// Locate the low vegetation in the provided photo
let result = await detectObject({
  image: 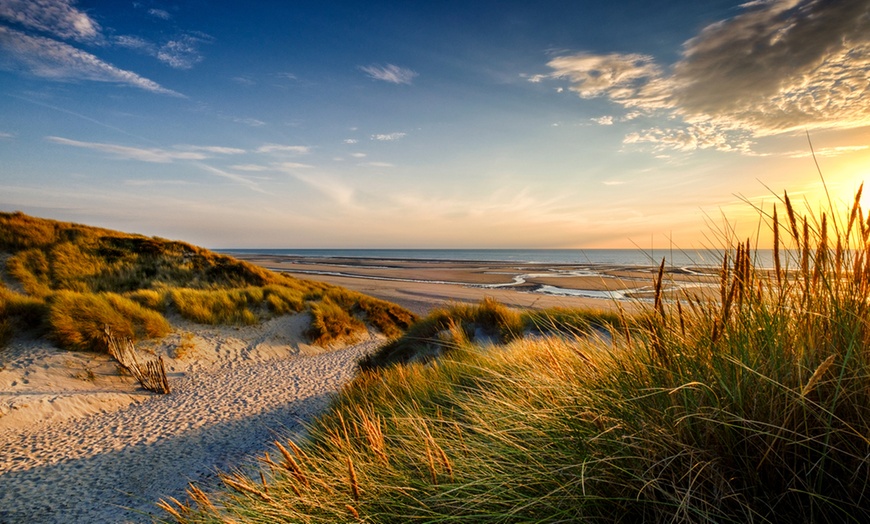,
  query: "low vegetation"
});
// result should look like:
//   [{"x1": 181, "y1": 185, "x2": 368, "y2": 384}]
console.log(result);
[
  {"x1": 360, "y1": 297, "x2": 619, "y2": 369},
  {"x1": 161, "y1": 188, "x2": 870, "y2": 523},
  {"x1": 0, "y1": 211, "x2": 415, "y2": 352}
]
